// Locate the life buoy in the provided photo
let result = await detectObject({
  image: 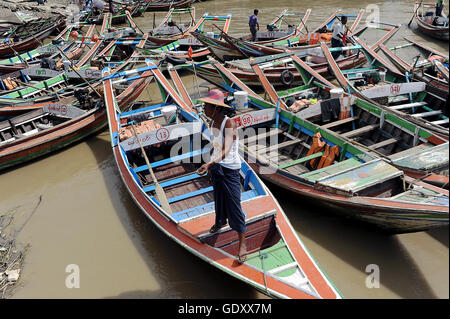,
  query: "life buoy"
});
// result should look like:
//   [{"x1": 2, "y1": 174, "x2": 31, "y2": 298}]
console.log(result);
[{"x1": 280, "y1": 70, "x2": 295, "y2": 86}]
